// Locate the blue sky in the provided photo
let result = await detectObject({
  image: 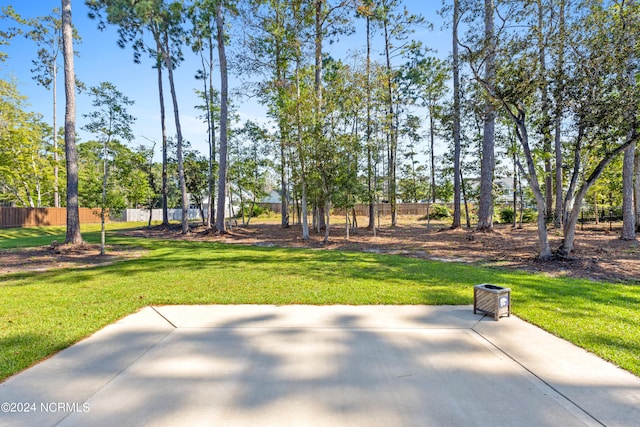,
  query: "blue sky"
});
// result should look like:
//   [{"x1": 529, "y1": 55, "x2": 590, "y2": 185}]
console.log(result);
[{"x1": 1, "y1": 1, "x2": 450, "y2": 160}]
